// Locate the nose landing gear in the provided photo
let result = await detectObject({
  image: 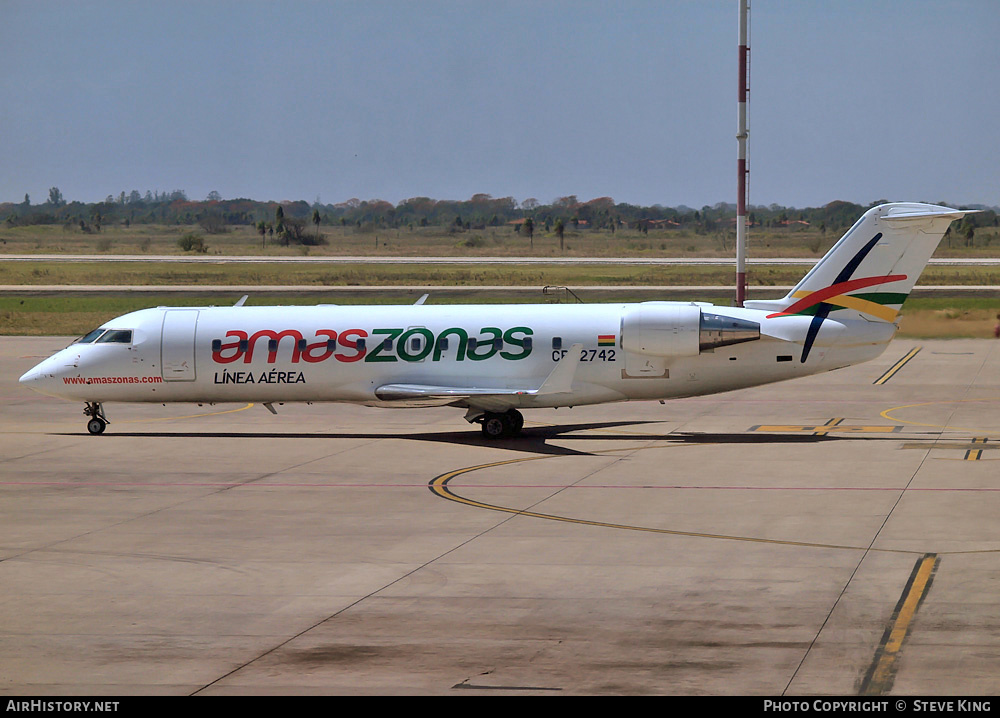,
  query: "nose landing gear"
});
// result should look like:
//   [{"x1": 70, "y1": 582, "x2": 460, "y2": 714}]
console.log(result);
[{"x1": 84, "y1": 402, "x2": 108, "y2": 435}]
